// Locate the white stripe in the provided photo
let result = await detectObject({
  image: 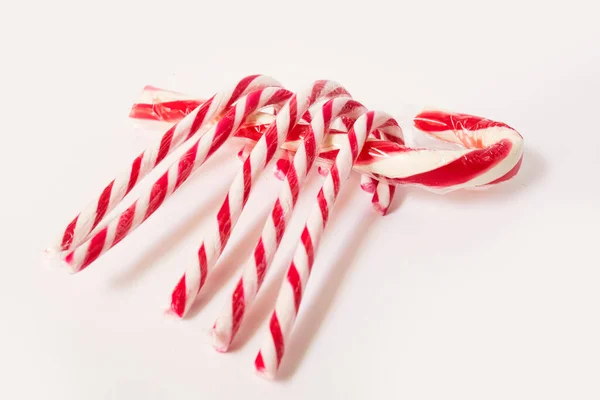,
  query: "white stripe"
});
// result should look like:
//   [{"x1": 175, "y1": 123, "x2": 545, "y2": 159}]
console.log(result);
[
  {"x1": 261, "y1": 215, "x2": 279, "y2": 262},
  {"x1": 183, "y1": 262, "x2": 201, "y2": 314},
  {"x1": 131, "y1": 195, "x2": 149, "y2": 231},
  {"x1": 375, "y1": 183, "x2": 390, "y2": 207},
  {"x1": 100, "y1": 219, "x2": 118, "y2": 256},
  {"x1": 242, "y1": 257, "x2": 259, "y2": 303},
  {"x1": 274, "y1": 282, "x2": 300, "y2": 335},
  {"x1": 227, "y1": 174, "x2": 246, "y2": 222},
  {"x1": 172, "y1": 106, "x2": 200, "y2": 145},
  {"x1": 166, "y1": 163, "x2": 179, "y2": 197},
  {"x1": 257, "y1": 331, "x2": 279, "y2": 377},
  {"x1": 232, "y1": 97, "x2": 247, "y2": 132},
  {"x1": 68, "y1": 241, "x2": 90, "y2": 272}
]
